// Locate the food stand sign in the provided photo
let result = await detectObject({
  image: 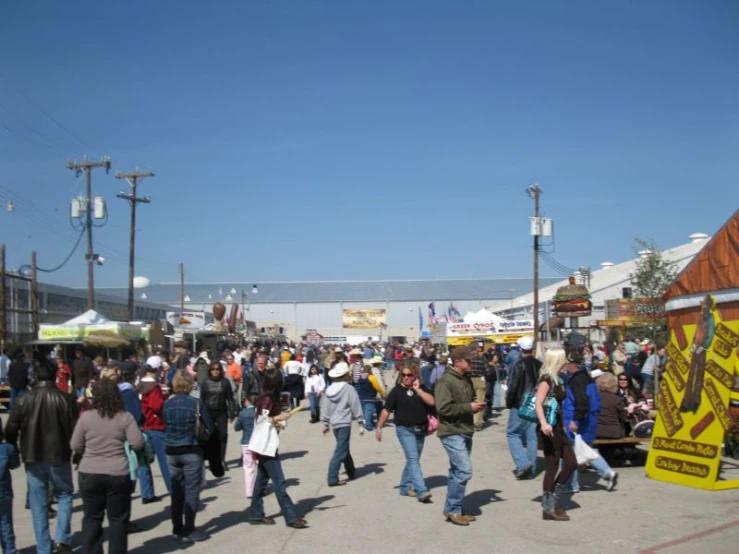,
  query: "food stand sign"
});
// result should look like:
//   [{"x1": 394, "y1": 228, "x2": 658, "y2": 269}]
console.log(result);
[
  {"x1": 646, "y1": 295, "x2": 739, "y2": 490},
  {"x1": 166, "y1": 311, "x2": 206, "y2": 331}
]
